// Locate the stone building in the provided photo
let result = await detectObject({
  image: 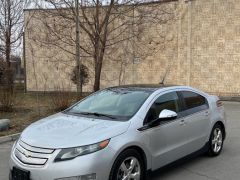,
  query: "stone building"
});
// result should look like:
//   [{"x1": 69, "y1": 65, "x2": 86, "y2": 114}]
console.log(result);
[{"x1": 24, "y1": 0, "x2": 240, "y2": 96}]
